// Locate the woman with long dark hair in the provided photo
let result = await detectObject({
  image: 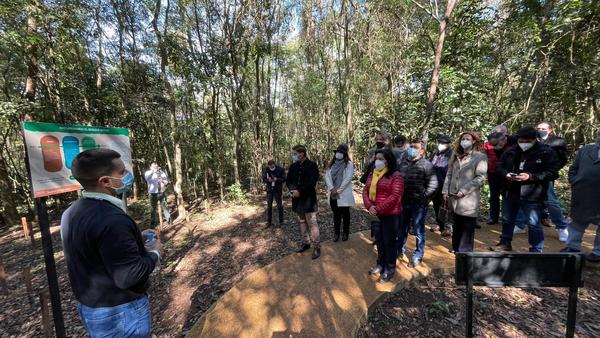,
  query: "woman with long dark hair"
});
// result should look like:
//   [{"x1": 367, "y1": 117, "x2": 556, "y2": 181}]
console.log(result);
[
  {"x1": 325, "y1": 144, "x2": 356, "y2": 242},
  {"x1": 363, "y1": 149, "x2": 404, "y2": 283},
  {"x1": 442, "y1": 131, "x2": 488, "y2": 253}
]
